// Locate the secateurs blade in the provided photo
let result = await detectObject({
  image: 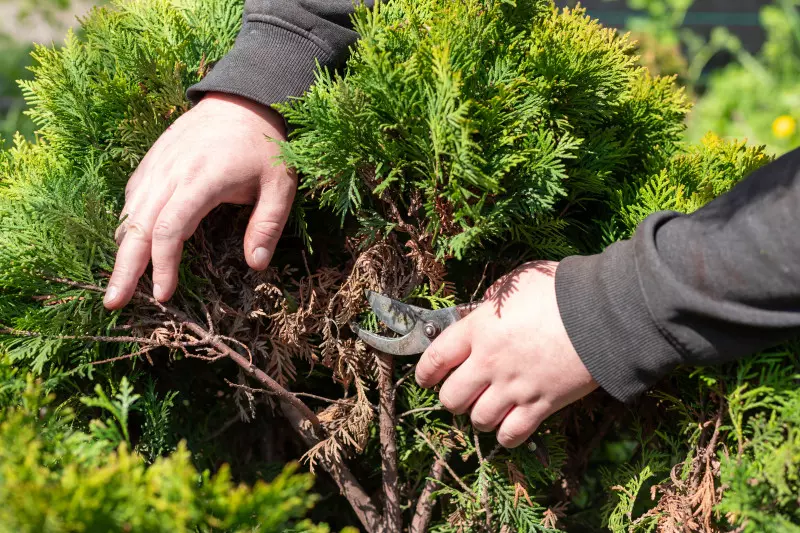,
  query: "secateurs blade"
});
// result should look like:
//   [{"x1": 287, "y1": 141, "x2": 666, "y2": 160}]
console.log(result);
[{"x1": 352, "y1": 290, "x2": 480, "y2": 356}]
